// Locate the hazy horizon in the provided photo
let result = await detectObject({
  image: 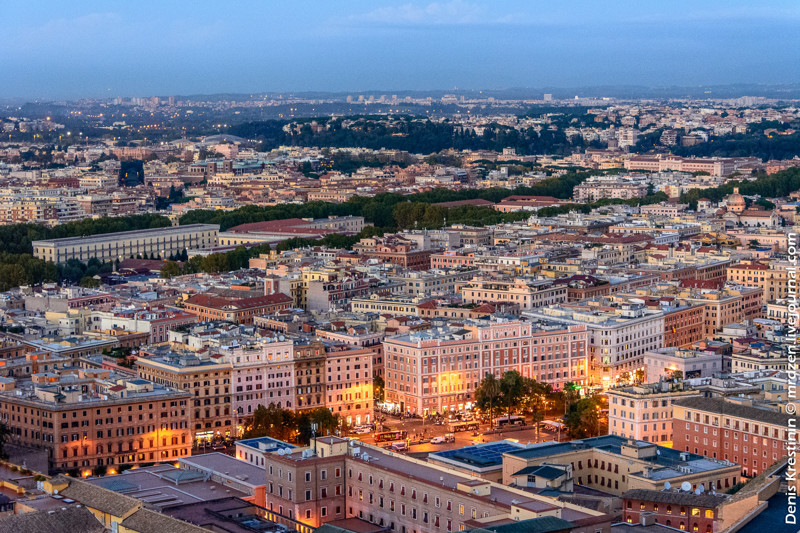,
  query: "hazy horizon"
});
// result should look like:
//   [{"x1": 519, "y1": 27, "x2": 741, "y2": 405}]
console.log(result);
[{"x1": 2, "y1": 1, "x2": 799, "y2": 99}]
